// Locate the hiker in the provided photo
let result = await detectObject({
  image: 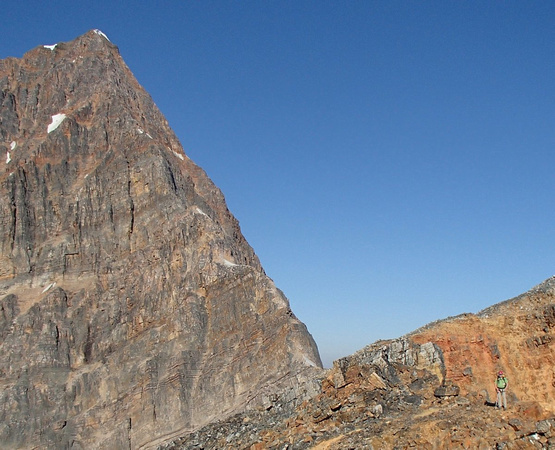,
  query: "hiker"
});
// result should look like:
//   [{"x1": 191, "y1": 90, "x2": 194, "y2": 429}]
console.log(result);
[{"x1": 495, "y1": 370, "x2": 508, "y2": 409}]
